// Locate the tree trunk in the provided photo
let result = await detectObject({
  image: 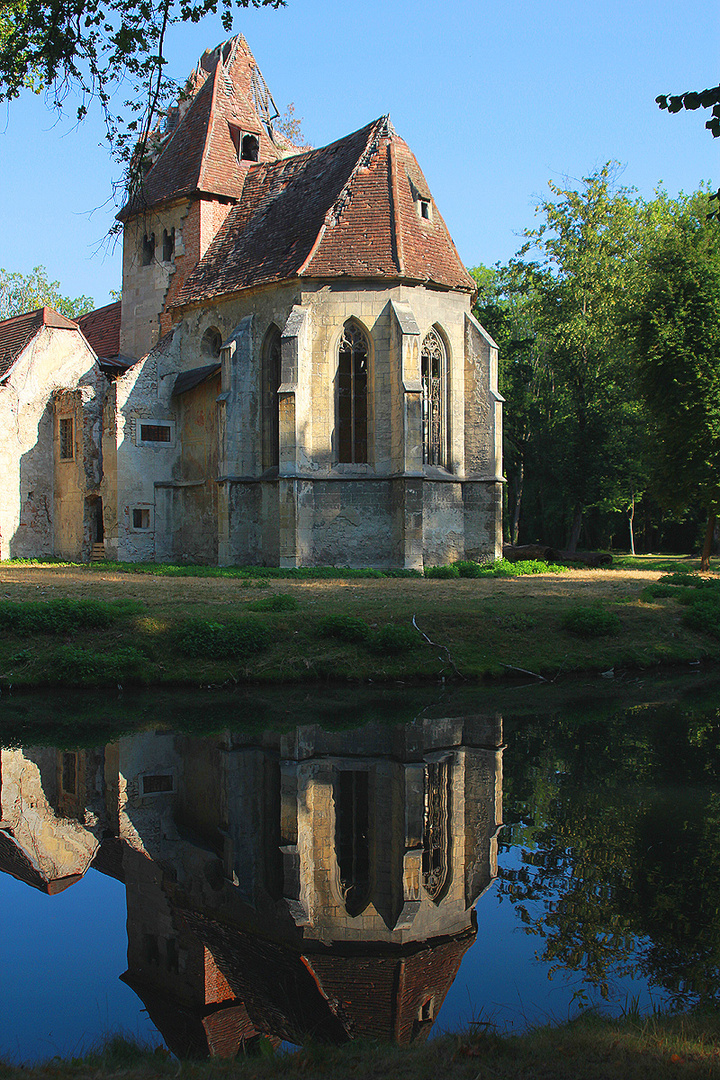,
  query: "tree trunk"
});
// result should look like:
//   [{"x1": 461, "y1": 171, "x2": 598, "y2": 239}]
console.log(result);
[
  {"x1": 567, "y1": 507, "x2": 583, "y2": 555},
  {"x1": 701, "y1": 508, "x2": 717, "y2": 571},
  {"x1": 511, "y1": 457, "x2": 524, "y2": 547},
  {"x1": 628, "y1": 490, "x2": 635, "y2": 556}
]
